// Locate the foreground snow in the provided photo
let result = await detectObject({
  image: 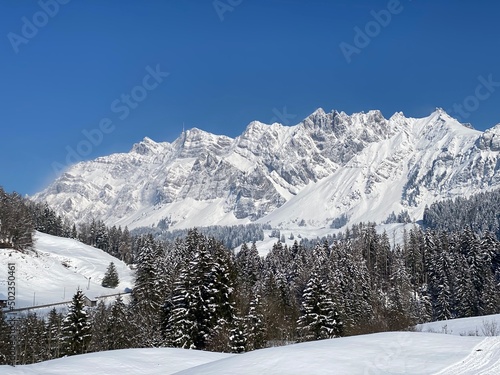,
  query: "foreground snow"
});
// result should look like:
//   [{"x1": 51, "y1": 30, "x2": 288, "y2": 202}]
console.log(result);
[
  {"x1": 0, "y1": 348, "x2": 232, "y2": 375},
  {"x1": 176, "y1": 332, "x2": 484, "y2": 375},
  {"x1": 3, "y1": 332, "x2": 499, "y2": 375},
  {"x1": 0, "y1": 232, "x2": 134, "y2": 311}
]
